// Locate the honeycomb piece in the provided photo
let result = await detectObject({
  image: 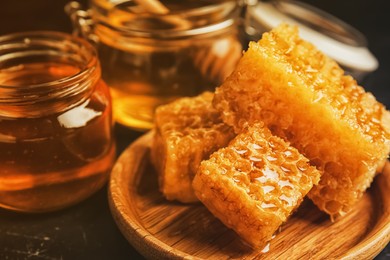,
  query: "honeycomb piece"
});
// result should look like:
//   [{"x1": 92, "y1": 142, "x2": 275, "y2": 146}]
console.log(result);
[
  {"x1": 151, "y1": 92, "x2": 235, "y2": 203},
  {"x1": 192, "y1": 123, "x2": 321, "y2": 248},
  {"x1": 213, "y1": 23, "x2": 390, "y2": 220}
]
